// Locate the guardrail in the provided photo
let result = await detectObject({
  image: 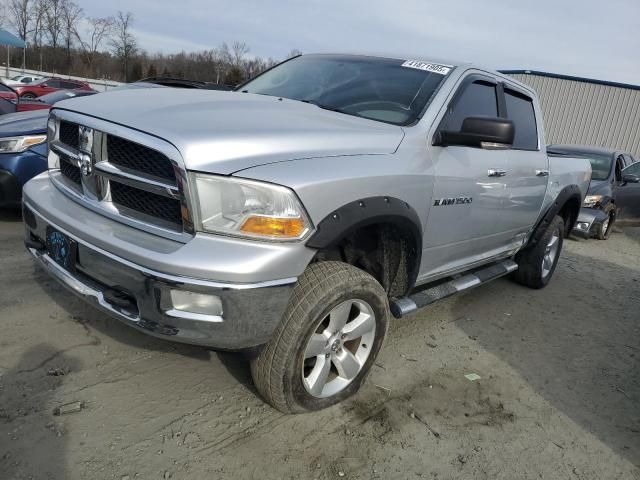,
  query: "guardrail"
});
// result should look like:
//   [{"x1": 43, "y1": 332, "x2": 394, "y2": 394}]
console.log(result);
[{"x1": 1, "y1": 67, "x2": 123, "y2": 92}]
